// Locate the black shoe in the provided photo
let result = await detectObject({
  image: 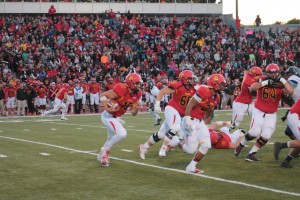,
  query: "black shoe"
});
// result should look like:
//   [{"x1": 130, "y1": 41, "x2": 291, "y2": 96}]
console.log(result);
[
  {"x1": 234, "y1": 144, "x2": 244, "y2": 157},
  {"x1": 154, "y1": 118, "x2": 162, "y2": 126},
  {"x1": 273, "y1": 142, "x2": 282, "y2": 160},
  {"x1": 245, "y1": 153, "x2": 261, "y2": 162},
  {"x1": 281, "y1": 160, "x2": 294, "y2": 168}
]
